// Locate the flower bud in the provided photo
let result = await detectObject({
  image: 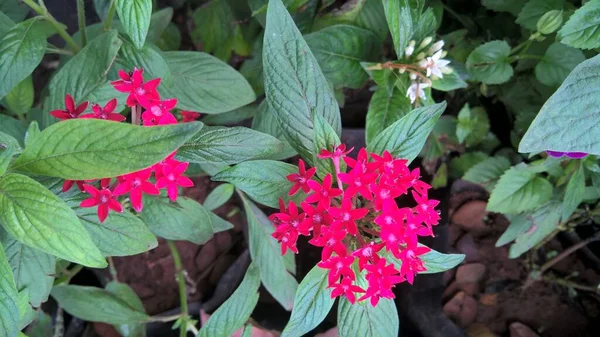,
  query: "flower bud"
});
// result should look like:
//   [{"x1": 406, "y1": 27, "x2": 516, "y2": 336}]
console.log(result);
[
  {"x1": 428, "y1": 40, "x2": 445, "y2": 54},
  {"x1": 537, "y1": 10, "x2": 563, "y2": 35},
  {"x1": 419, "y1": 37, "x2": 433, "y2": 49},
  {"x1": 416, "y1": 52, "x2": 426, "y2": 60},
  {"x1": 410, "y1": 73, "x2": 417, "y2": 80}
]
